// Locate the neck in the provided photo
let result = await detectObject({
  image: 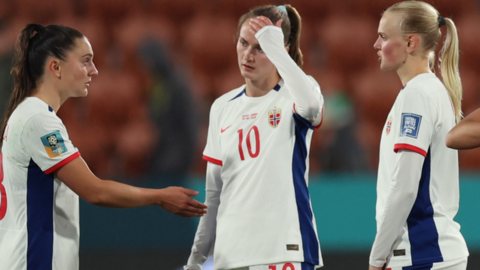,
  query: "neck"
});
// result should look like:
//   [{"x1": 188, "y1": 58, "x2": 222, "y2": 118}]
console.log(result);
[
  {"x1": 32, "y1": 81, "x2": 65, "y2": 113},
  {"x1": 396, "y1": 54, "x2": 432, "y2": 86},
  {"x1": 244, "y1": 74, "x2": 281, "y2": 97}
]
